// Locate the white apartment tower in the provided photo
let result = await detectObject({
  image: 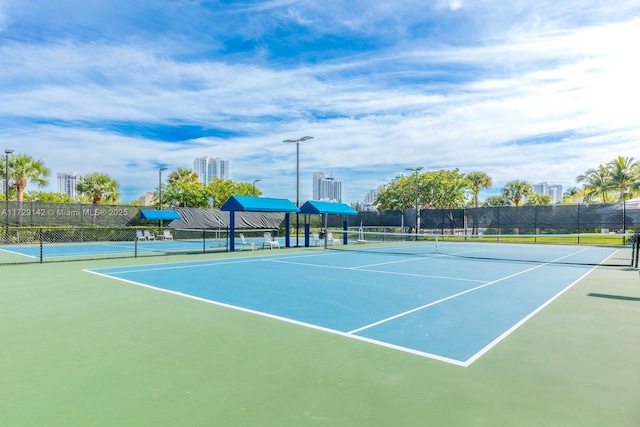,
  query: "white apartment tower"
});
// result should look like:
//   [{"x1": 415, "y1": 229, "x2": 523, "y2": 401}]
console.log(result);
[
  {"x1": 534, "y1": 182, "x2": 563, "y2": 204},
  {"x1": 193, "y1": 157, "x2": 229, "y2": 184},
  {"x1": 57, "y1": 173, "x2": 83, "y2": 199},
  {"x1": 313, "y1": 172, "x2": 342, "y2": 203}
]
